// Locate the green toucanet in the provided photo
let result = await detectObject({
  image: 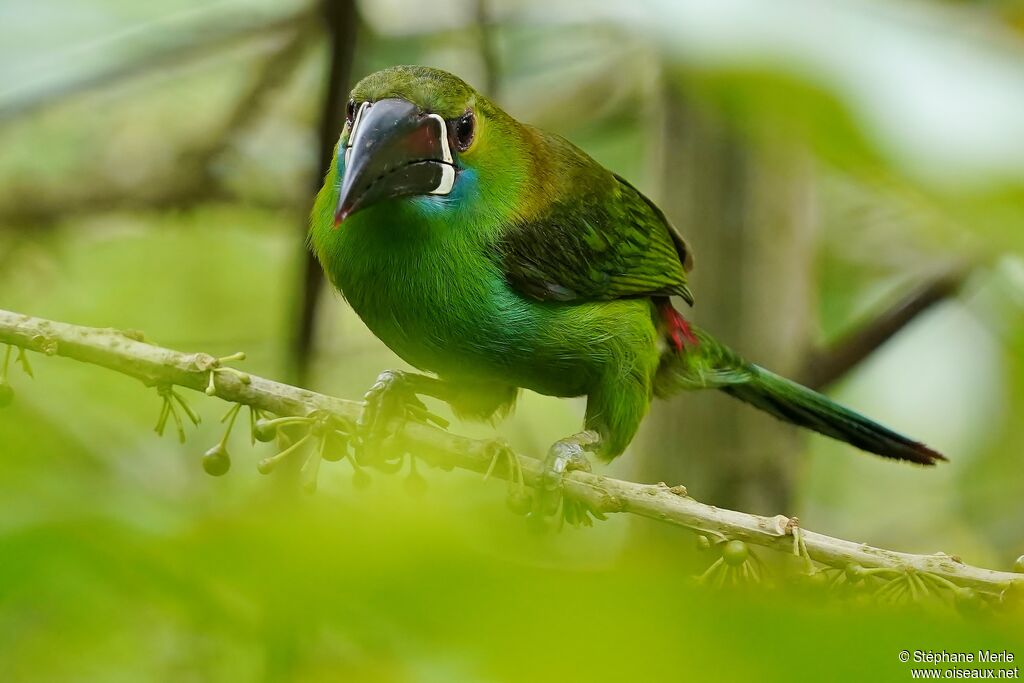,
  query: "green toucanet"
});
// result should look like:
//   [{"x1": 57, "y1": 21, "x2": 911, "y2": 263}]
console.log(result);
[{"x1": 309, "y1": 66, "x2": 944, "y2": 508}]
